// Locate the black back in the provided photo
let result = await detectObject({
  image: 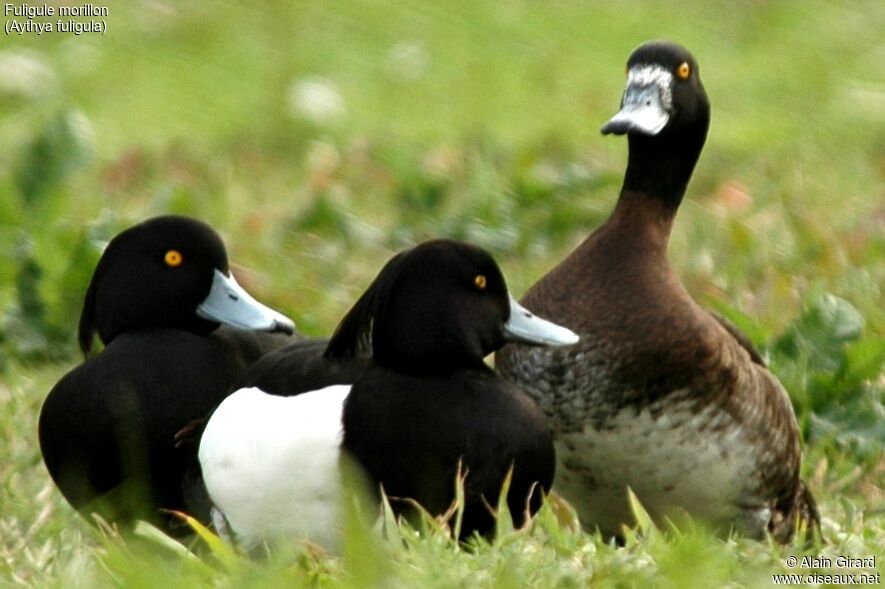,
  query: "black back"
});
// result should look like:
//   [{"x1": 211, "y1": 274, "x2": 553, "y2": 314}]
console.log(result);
[{"x1": 234, "y1": 338, "x2": 369, "y2": 396}]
